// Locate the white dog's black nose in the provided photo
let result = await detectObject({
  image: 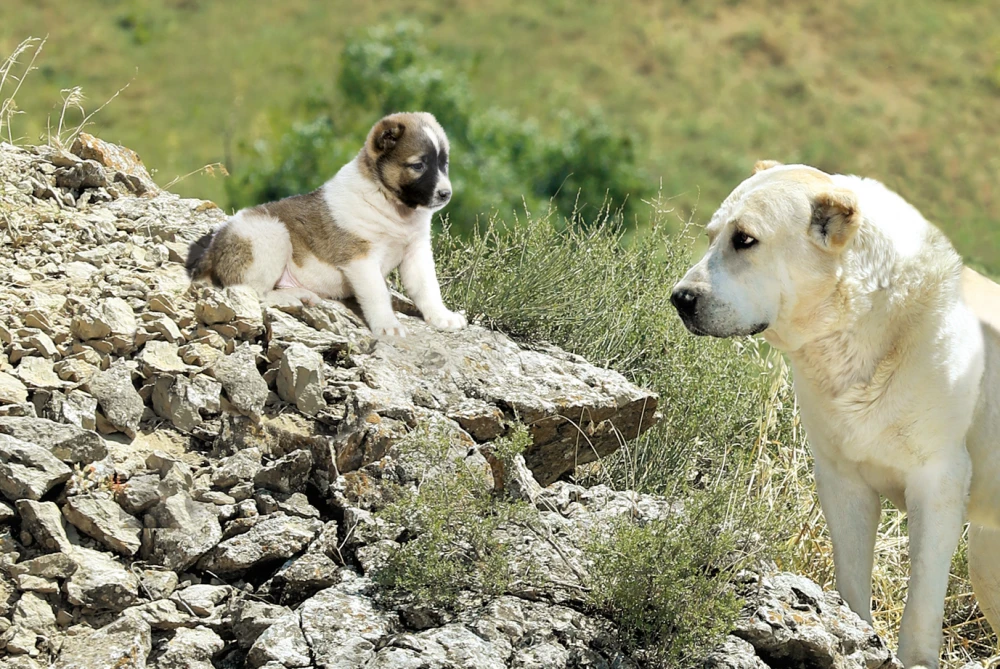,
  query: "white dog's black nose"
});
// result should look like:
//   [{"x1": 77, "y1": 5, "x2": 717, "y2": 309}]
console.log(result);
[
  {"x1": 670, "y1": 286, "x2": 698, "y2": 317},
  {"x1": 437, "y1": 189, "x2": 451, "y2": 200}
]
